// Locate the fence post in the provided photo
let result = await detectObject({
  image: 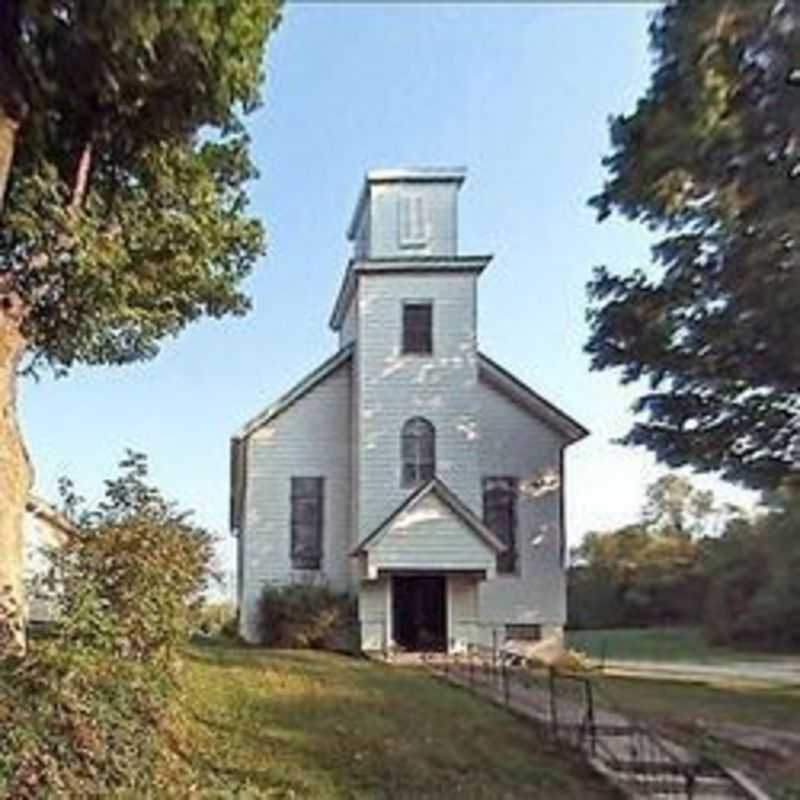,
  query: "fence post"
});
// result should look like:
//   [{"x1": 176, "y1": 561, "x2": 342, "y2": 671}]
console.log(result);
[
  {"x1": 549, "y1": 668, "x2": 559, "y2": 740},
  {"x1": 585, "y1": 679, "x2": 596, "y2": 756},
  {"x1": 685, "y1": 768, "x2": 695, "y2": 800},
  {"x1": 492, "y1": 628, "x2": 497, "y2": 676},
  {"x1": 469, "y1": 646, "x2": 475, "y2": 688},
  {"x1": 502, "y1": 659, "x2": 510, "y2": 705},
  {"x1": 600, "y1": 639, "x2": 606, "y2": 673}
]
